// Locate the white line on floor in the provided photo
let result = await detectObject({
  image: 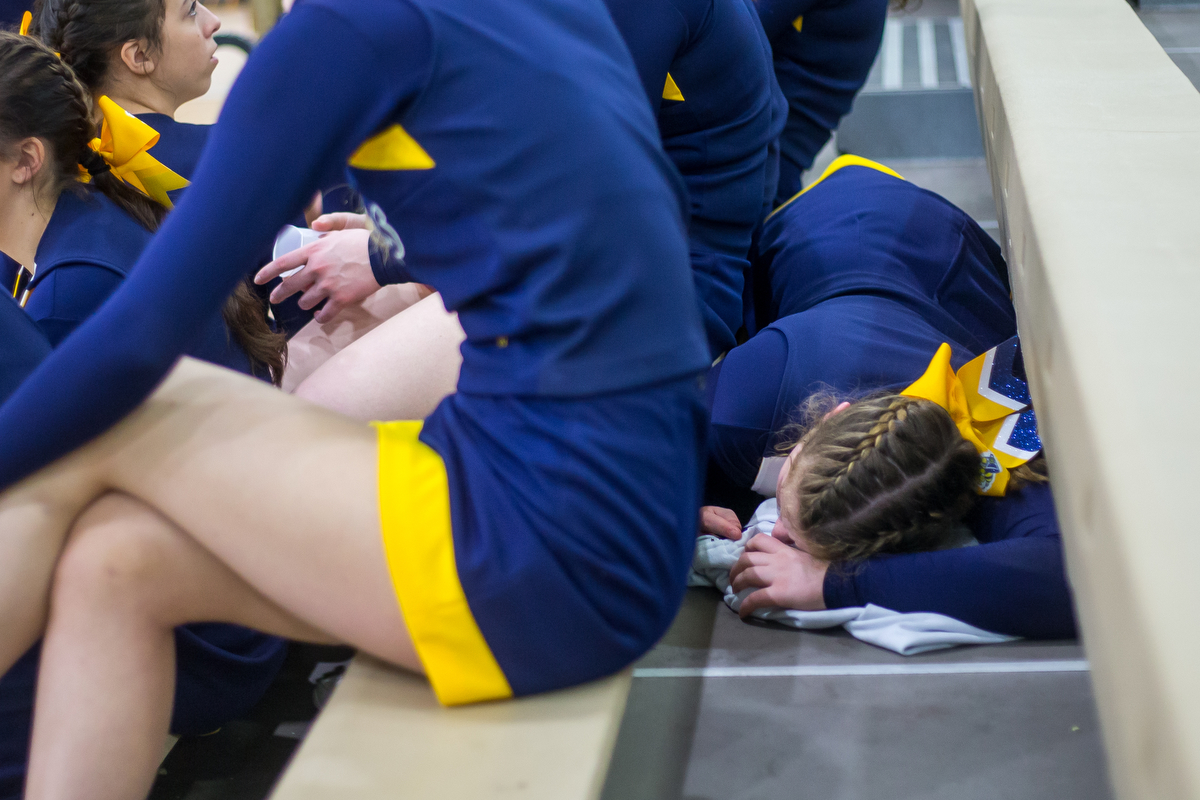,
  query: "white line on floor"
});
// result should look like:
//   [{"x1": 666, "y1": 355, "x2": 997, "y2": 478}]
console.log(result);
[
  {"x1": 882, "y1": 20, "x2": 904, "y2": 90},
  {"x1": 917, "y1": 19, "x2": 939, "y2": 89},
  {"x1": 950, "y1": 17, "x2": 971, "y2": 88},
  {"x1": 633, "y1": 660, "x2": 1089, "y2": 678}
]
